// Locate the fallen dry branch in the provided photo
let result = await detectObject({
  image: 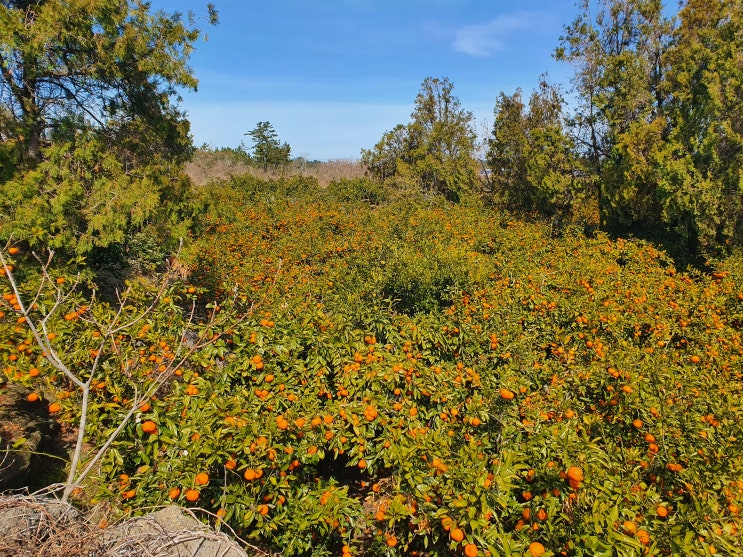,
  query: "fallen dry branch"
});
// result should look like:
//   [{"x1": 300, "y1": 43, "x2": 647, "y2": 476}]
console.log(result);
[{"x1": 0, "y1": 494, "x2": 268, "y2": 557}]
